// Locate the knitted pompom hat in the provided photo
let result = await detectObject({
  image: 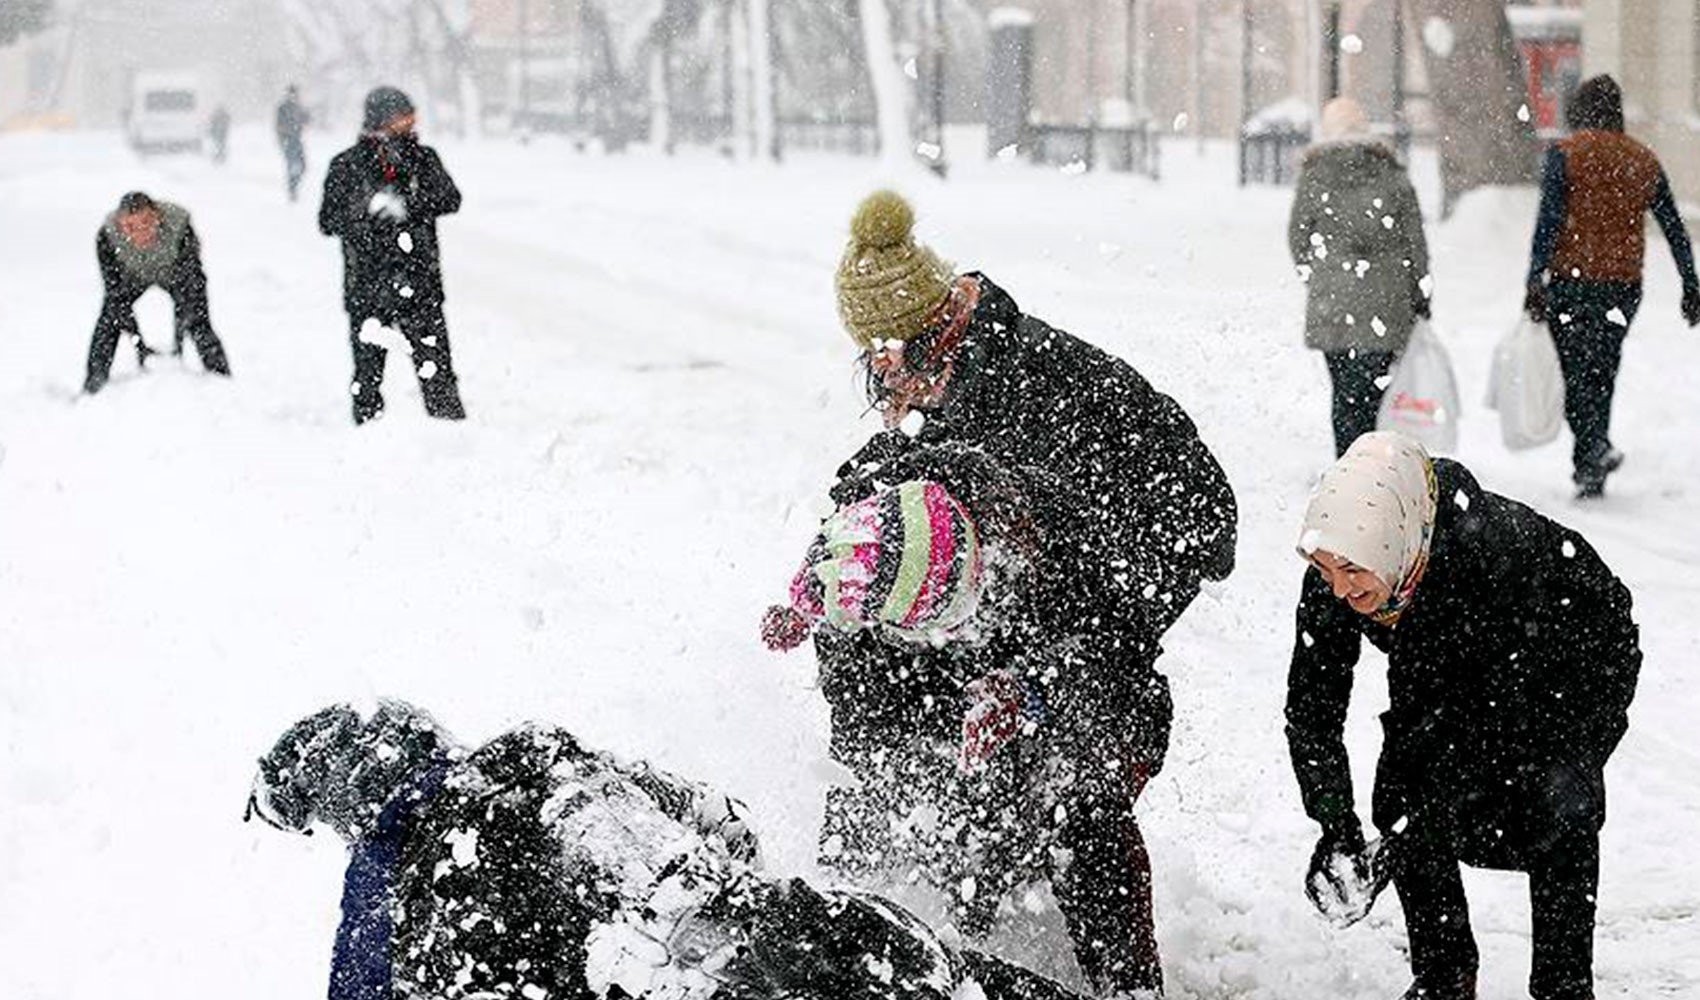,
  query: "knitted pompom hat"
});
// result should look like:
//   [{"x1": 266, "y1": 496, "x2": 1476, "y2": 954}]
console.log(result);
[
  {"x1": 834, "y1": 191, "x2": 955, "y2": 350},
  {"x1": 762, "y1": 480, "x2": 983, "y2": 650}
]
